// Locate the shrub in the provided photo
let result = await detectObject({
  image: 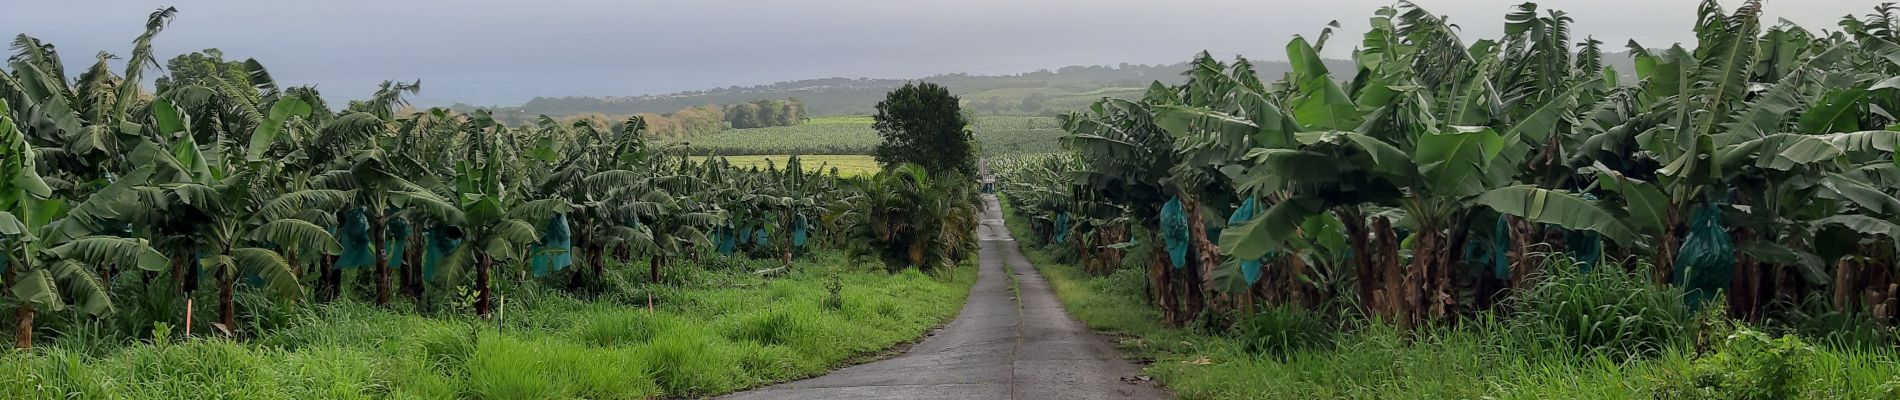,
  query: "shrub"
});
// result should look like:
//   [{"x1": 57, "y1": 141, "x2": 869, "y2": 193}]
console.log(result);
[
  {"x1": 639, "y1": 327, "x2": 743, "y2": 395},
  {"x1": 727, "y1": 307, "x2": 821, "y2": 347},
  {"x1": 1653, "y1": 327, "x2": 1816, "y2": 399},
  {"x1": 1510, "y1": 257, "x2": 1691, "y2": 358},
  {"x1": 1770, "y1": 294, "x2": 1897, "y2": 349},
  {"x1": 570, "y1": 309, "x2": 669, "y2": 347},
  {"x1": 468, "y1": 334, "x2": 660, "y2": 399},
  {"x1": 411, "y1": 322, "x2": 478, "y2": 370},
  {"x1": 1231, "y1": 305, "x2": 1335, "y2": 358}
]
